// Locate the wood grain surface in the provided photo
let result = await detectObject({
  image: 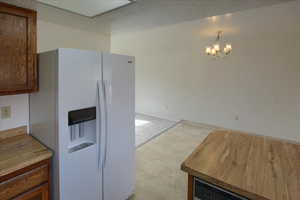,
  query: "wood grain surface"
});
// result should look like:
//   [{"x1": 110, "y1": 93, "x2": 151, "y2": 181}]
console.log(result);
[
  {"x1": 0, "y1": 134, "x2": 52, "y2": 178},
  {"x1": 0, "y1": 165, "x2": 48, "y2": 200},
  {"x1": 187, "y1": 175, "x2": 194, "y2": 200},
  {"x1": 181, "y1": 130, "x2": 300, "y2": 200},
  {"x1": 0, "y1": 2, "x2": 37, "y2": 95},
  {"x1": 14, "y1": 183, "x2": 49, "y2": 200},
  {"x1": 0, "y1": 126, "x2": 27, "y2": 140}
]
